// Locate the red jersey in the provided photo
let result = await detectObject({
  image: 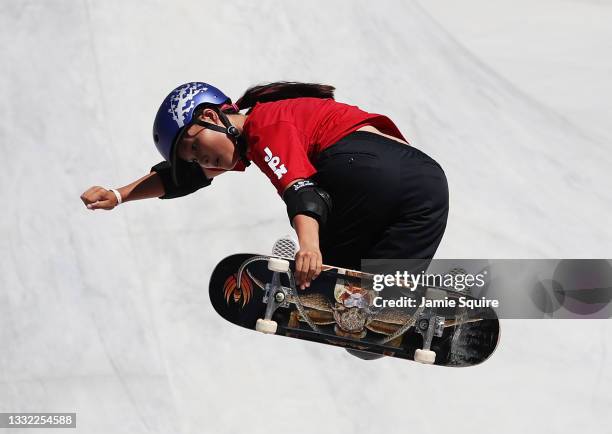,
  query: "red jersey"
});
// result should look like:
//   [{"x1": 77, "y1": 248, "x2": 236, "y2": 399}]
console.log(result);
[{"x1": 230, "y1": 97, "x2": 406, "y2": 194}]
